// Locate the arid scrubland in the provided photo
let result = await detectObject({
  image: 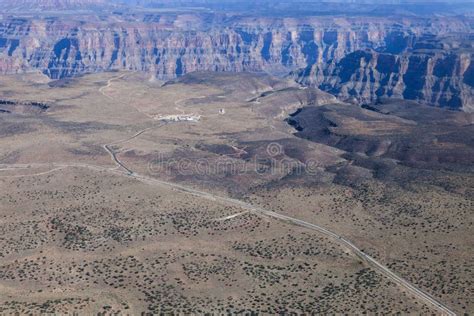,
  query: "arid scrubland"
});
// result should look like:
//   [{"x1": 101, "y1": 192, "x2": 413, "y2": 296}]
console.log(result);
[{"x1": 0, "y1": 71, "x2": 472, "y2": 313}]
